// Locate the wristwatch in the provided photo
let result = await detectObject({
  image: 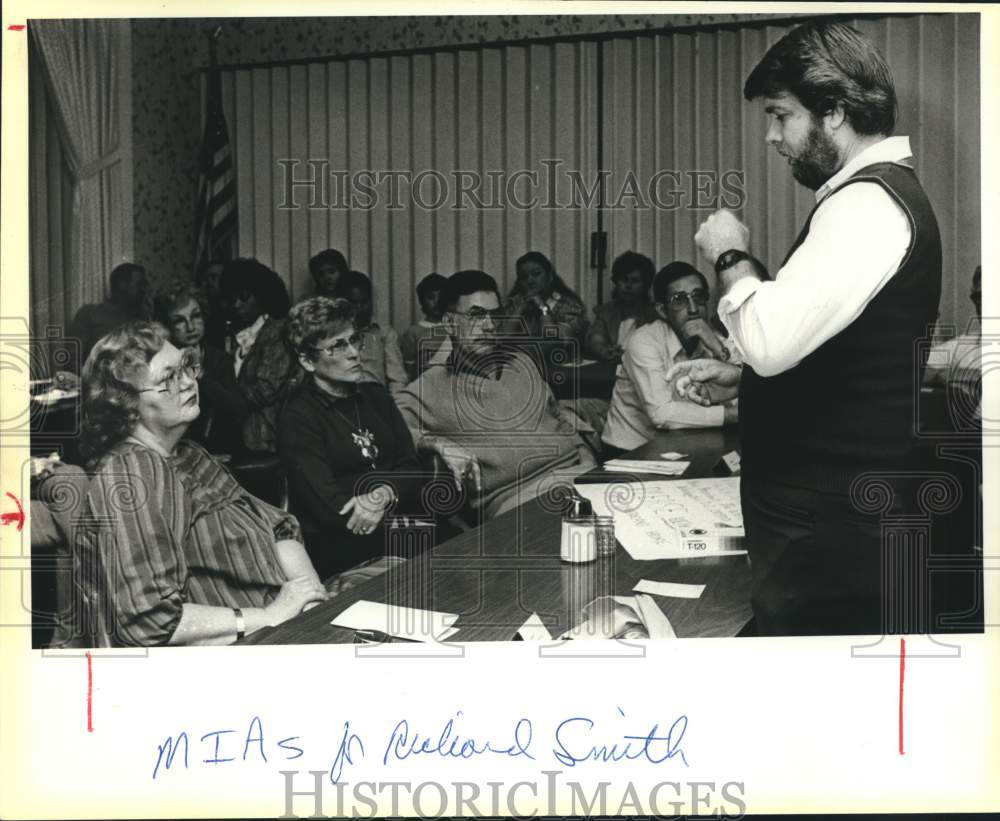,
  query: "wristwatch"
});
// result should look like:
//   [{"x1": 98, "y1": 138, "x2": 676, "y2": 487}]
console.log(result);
[{"x1": 715, "y1": 249, "x2": 752, "y2": 275}]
